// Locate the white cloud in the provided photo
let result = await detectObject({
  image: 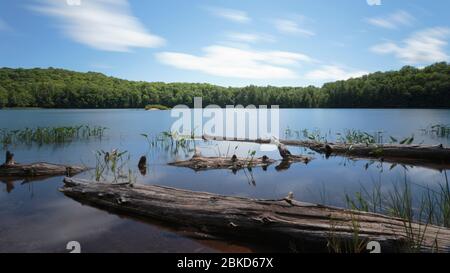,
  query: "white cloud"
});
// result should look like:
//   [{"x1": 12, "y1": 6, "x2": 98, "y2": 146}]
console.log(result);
[
  {"x1": 209, "y1": 7, "x2": 250, "y2": 23},
  {"x1": 305, "y1": 65, "x2": 368, "y2": 81},
  {"x1": 156, "y1": 45, "x2": 313, "y2": 80},
  {"x1": 32, "y1": 0, "x2": 165, "y2": 52},
  {"x1": 274, "y1": 19, "x2": 315, "y2": 36},
  {"x1": 371, "y1": 27, "x2": 450, "y2": 64},
  {"x1": 367, "y1": 10, "x2": 414, "y2": 29},
  {"x1": 225, "y1": 32, "x2": 276, "y2": 43},
  {"x1": 367, "y1": 0, "x2": 382, "y2": 6}
]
